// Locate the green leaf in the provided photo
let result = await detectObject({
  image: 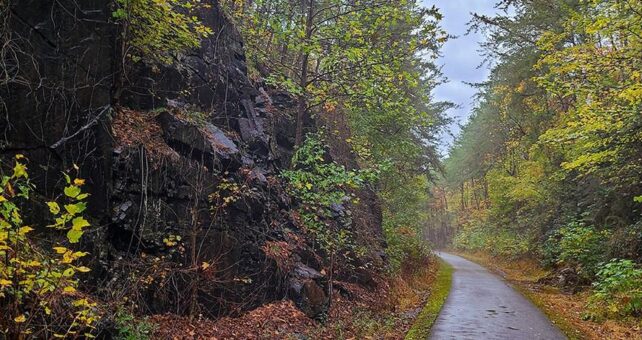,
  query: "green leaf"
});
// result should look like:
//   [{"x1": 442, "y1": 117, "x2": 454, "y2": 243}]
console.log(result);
[
  {"x1": 47, "y1": 202, "x2": 61, "y2": 215},
  {"x1": 67, "y1": 229, "x2": 83, "y2": 243},
  {"x1": 72, "y1": 217, "x2": 90, "y2": 230},
  {"x1": 64, "y1": 186, "x2": 81, "y2": 198},
  {"x1": 64, "y1": 202, "x2": 87, "y2": 216}
]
